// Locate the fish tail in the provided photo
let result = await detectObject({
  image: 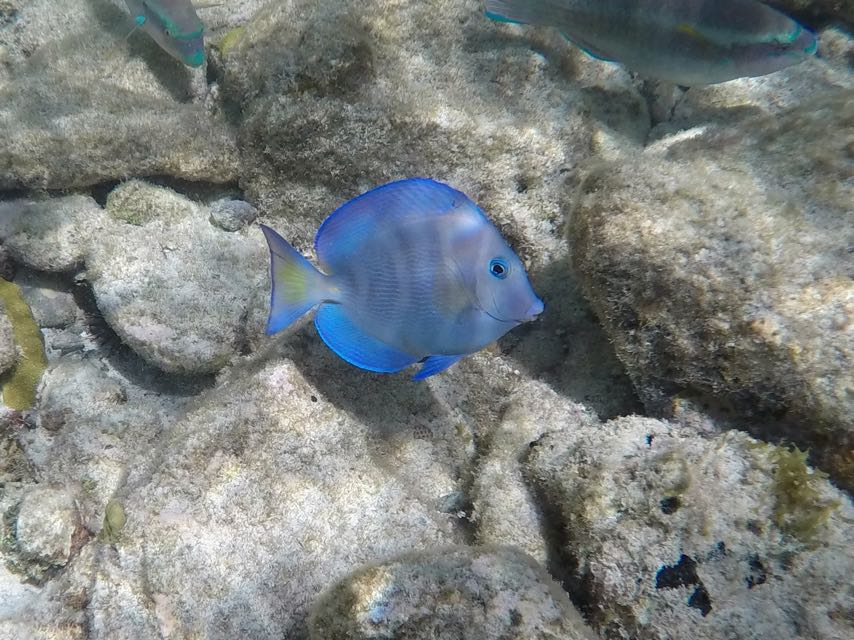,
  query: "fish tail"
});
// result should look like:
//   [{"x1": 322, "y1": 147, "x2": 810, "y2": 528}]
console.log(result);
[
  {"x1": 260, "y1": 224, "x2": 332, "y2": 335},
  {"x1": 484, "y1": 0, "x2": 544, "y2": 25}
]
